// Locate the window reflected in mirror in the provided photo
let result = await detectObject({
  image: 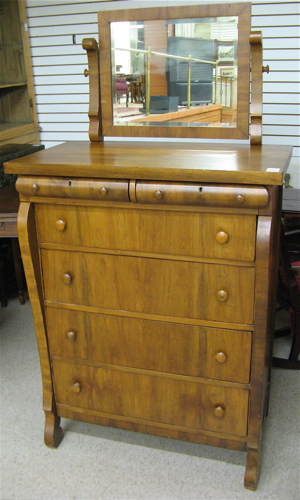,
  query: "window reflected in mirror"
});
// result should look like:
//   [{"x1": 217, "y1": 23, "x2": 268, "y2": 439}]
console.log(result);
[{"x1": 111, "y1": 17, "x2": 238, "y2": 128}]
